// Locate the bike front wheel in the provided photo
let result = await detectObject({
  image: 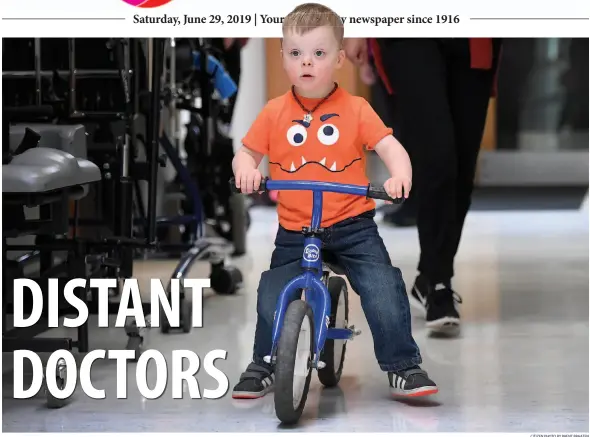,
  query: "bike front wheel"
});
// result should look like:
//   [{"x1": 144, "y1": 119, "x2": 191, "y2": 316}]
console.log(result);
[{"x1": 274, "y1": 300, "x2": 315, "y2": 425}]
